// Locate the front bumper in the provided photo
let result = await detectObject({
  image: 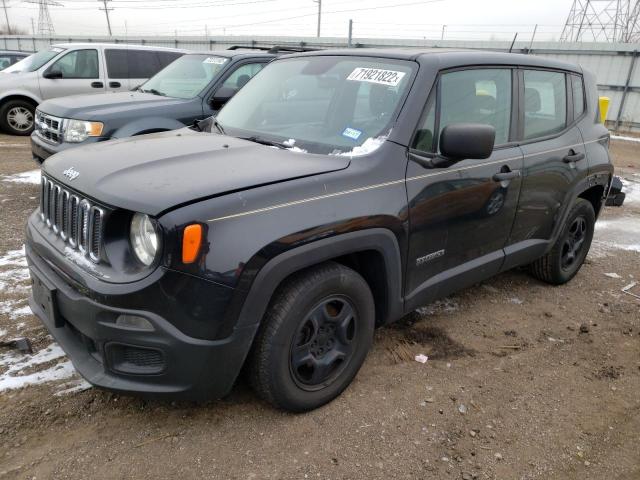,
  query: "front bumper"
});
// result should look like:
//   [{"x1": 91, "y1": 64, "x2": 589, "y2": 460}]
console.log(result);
[
  {"x1": 25, "y1": 238, "x2": 258, "y2": 401},
  {"x1": 31, "y1": 132, "x2": 105, "y2": 164}
]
